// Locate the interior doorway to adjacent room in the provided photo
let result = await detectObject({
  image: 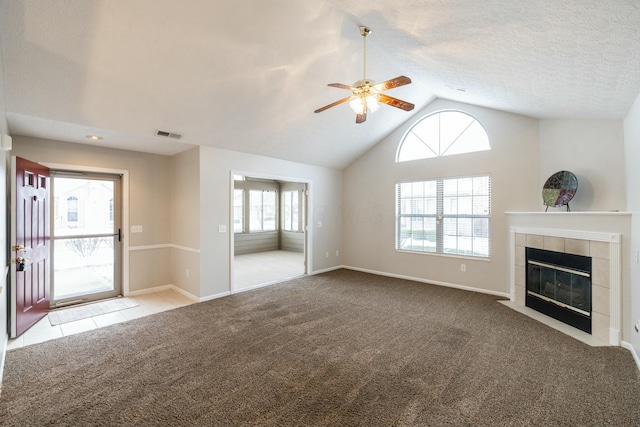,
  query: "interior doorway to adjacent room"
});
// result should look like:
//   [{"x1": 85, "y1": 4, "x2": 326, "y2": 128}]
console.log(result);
[{"x1": 231, "y1": 173, "x2": 308, "y2": 292}]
